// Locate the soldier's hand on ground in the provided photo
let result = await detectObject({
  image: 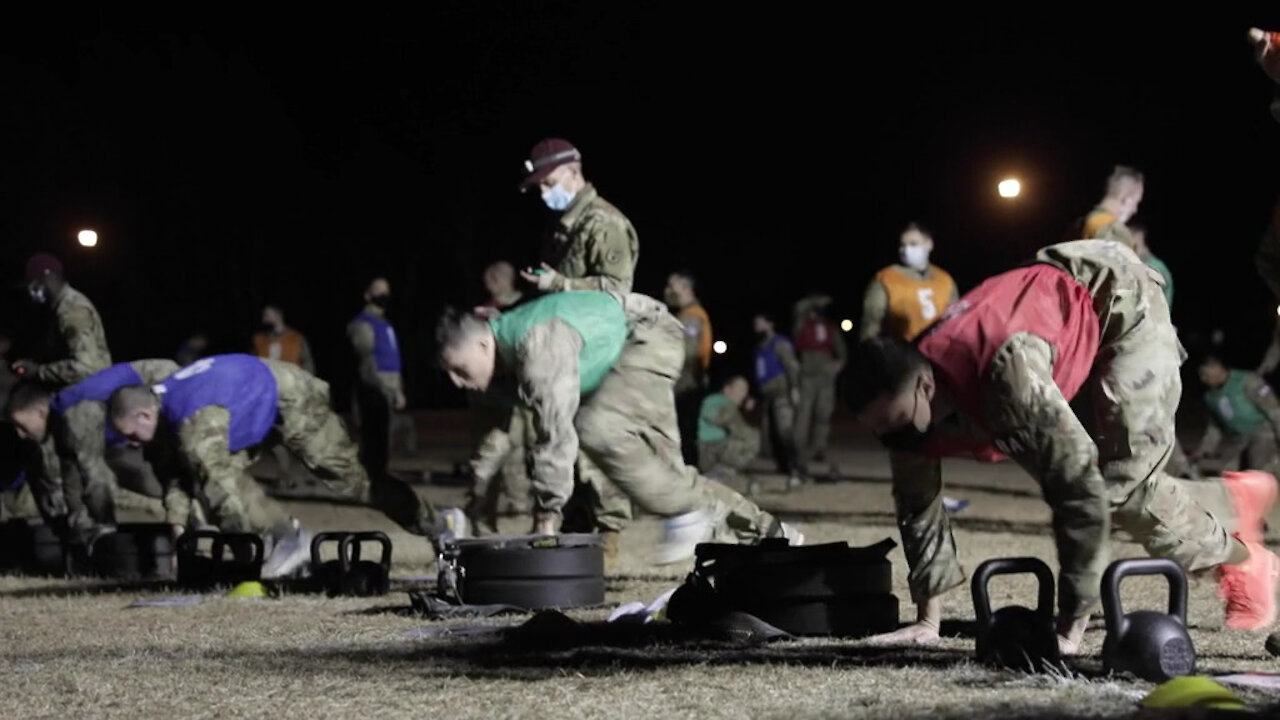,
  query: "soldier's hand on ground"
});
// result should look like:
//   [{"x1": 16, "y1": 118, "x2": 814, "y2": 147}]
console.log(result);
[
  {"x1": 394, "y1": 391, "x2": 406, "y2": 411},
  {"x1": 11, "y1": 359, "x2": 38, "y2": 376},
  {"x1": 521, "y1": 262, "x2": 562, "y2": 291}
]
